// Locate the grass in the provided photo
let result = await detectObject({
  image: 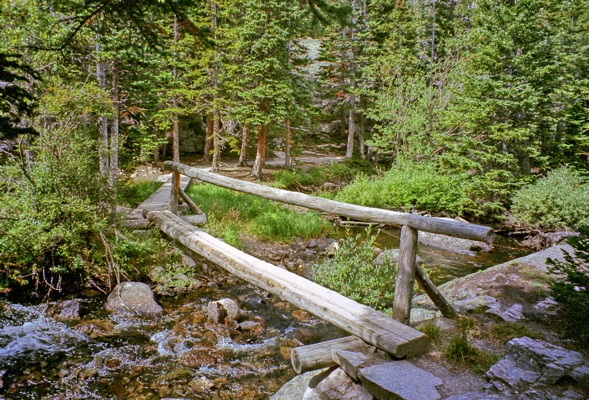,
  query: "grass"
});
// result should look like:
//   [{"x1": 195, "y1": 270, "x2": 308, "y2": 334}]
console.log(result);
[
  {"x1": 117, "y1": 180, "x2": 163, "y2": 207},
  {"x1": 418, "y1": 321, "x2": 442, "y2": 344},
  {"x1": 490, "y1": 322, "x2": 542, "y2": 343},
  {"x1": 185, "y1": 183, "x2": 331, "y2": 247}
]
